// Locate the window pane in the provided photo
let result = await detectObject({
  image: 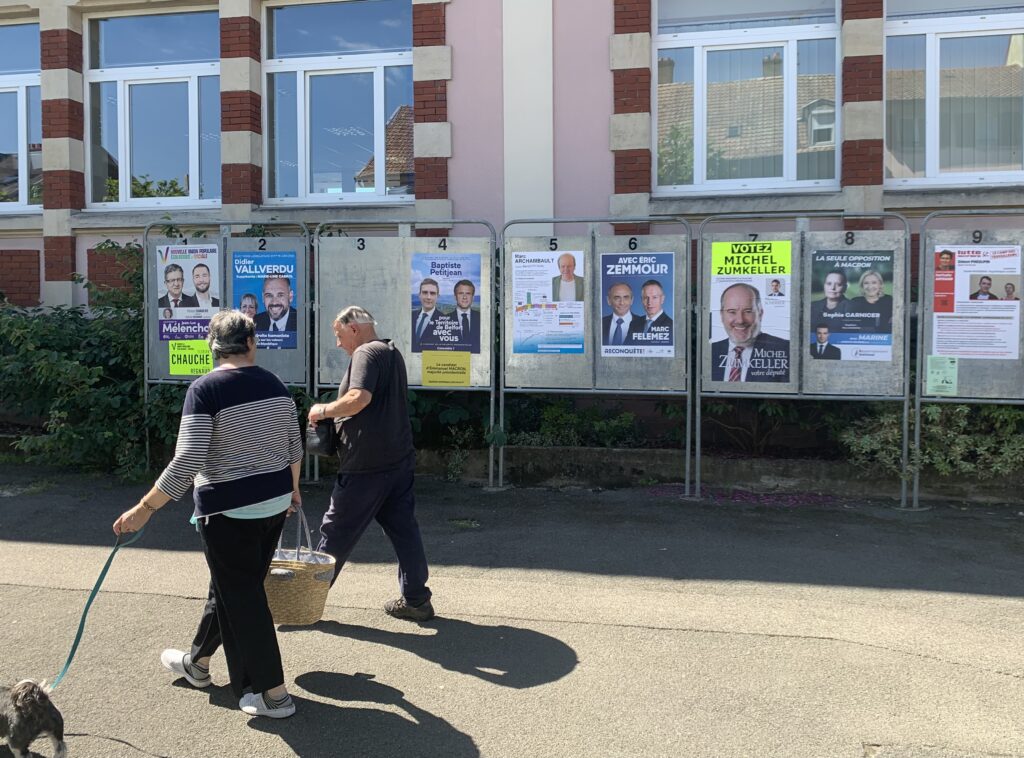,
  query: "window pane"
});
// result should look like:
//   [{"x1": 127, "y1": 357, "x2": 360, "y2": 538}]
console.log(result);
[
  {"x1": 199, "y1": 76, "x2": 220, "y2": 199},
  {"x1": 90, "y1": 13, "x2": 218, "y2": 68},
  {"x1": 885, "y1": 36, "x2": 925, "y2": 178},
  {"x1": 26, "y1": 85, "x2": 41, "y2": 204},
  {"x1": 269, "y1": 0, "x2": 412, "y2": 58},
  {"x1": 797, "y1": 38, "x2": 836, "y2": 180},
  {"x1": 887, "y1": 0, "x2": 1020, "y2": 20},
  {"x1": 0, "y1": 24, "x2": 39, "y2": 74},
  {"x1": 309, "y1": 72, "x2": 375, "y2": 195},
  {"x1": 268, "y1": 72, "x2": 298, "y2": 199},
  {"x1": 384, "y1": 66, "x2": 413, "y2": 194},
  {"x1": 657, "y1": 48, "x2": 695, "y2": 186},
  {"x1": 90, "y1": 82, "x2": 119, "y2": 201},
  {"x1": 940, "y1": 35, "x2": 1023, "y2": 173},
  {"x1": 707, "y1": 47, "x2": 784, "y2": 180},
  {"x1": 659, "y1": 0, "x2": 835, "y2": 33},
  {"x1": 130, "y1": 81, "x2": 188, "y2": 198},
  {"x1": 0, "y1": 92, "x2": 17, "y2": 203}
]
